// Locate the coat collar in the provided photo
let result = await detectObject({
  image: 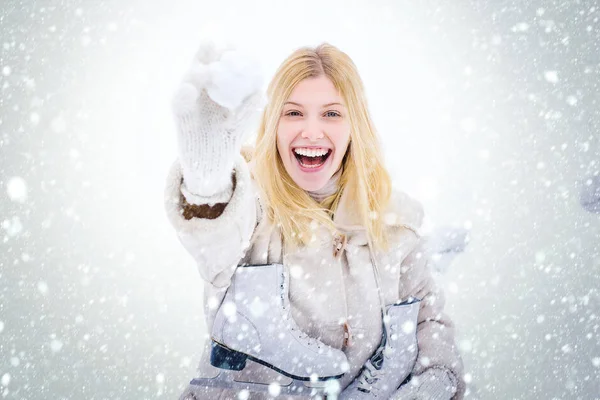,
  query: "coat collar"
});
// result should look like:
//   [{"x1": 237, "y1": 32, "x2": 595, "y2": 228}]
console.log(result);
[{"x1": 330, "y1": 185, "x2": 425, "y2": 246}]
